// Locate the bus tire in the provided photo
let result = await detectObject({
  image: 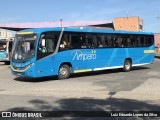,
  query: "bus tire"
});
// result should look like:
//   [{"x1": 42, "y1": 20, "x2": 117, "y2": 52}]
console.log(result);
[
  {"x1": 58, "y1": 64, "x2": 70, "y2": 79},
  {"x1": 123, "y1": 59, "x2": 132, "y2": 72}
]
